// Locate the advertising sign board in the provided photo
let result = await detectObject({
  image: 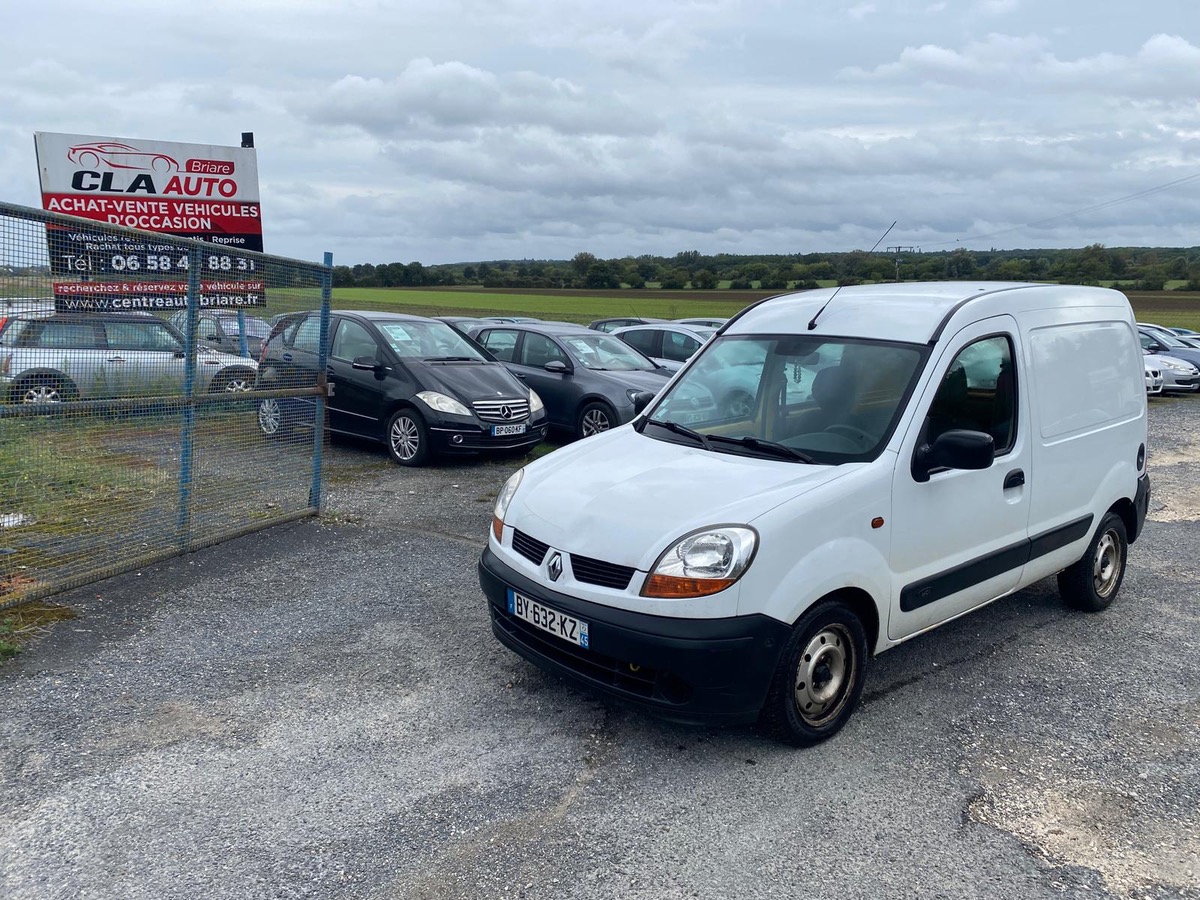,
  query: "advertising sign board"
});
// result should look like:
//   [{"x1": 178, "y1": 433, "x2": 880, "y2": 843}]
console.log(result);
[{"x1": 34, "y1": 132, "x2": 265, "y2": 310}]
